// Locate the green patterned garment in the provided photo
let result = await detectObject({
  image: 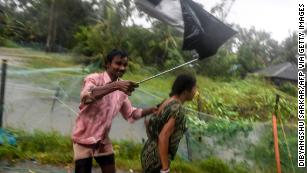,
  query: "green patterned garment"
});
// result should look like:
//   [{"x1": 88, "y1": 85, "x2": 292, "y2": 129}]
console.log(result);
[{"x1": 141, "y1": 100, "x2": 187, "y2": 173}]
